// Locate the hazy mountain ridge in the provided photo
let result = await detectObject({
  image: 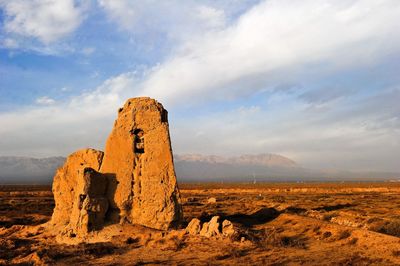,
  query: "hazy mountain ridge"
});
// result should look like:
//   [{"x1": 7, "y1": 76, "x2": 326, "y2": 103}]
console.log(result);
[
  {"x1": 175, "y1": 154, "x2": 400, "y2": 181},
  {"x1": 174, "y1": 153, "x2": 298, "y2": 167},
  {"x1": 0, "y1": 154, "x2": 399, "y2": 184},
  {"x1": 0, "y1": 156, "x2": 65, "y2": 183},
  {"x1": 175, "y1": 154, "x2": 311, "y2": 181}
]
